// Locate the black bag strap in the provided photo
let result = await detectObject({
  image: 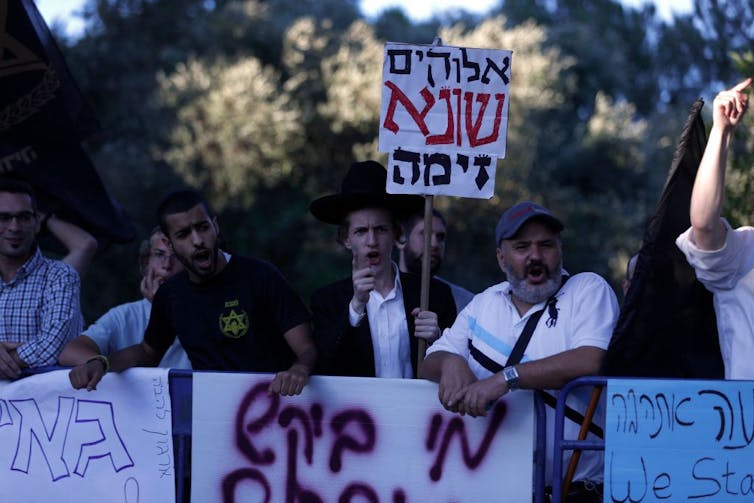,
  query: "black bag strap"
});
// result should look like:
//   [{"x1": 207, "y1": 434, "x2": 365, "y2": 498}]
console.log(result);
[
  {"x1": 537, "y1": 389, "x2": 603, "y2": 438},
  {"x1": 500, "y1": 275, "x2": 604, "y2": 439},
  {"x1": 505, "y1": 308, "x2": 548, "y2": 367}
]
